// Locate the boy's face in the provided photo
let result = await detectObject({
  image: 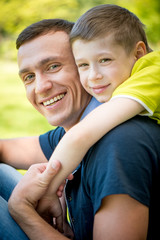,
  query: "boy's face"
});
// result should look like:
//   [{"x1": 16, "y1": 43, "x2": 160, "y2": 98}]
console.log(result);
[{"x1": 72, "y1": 34, "x2": 136, "y2": 102}]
